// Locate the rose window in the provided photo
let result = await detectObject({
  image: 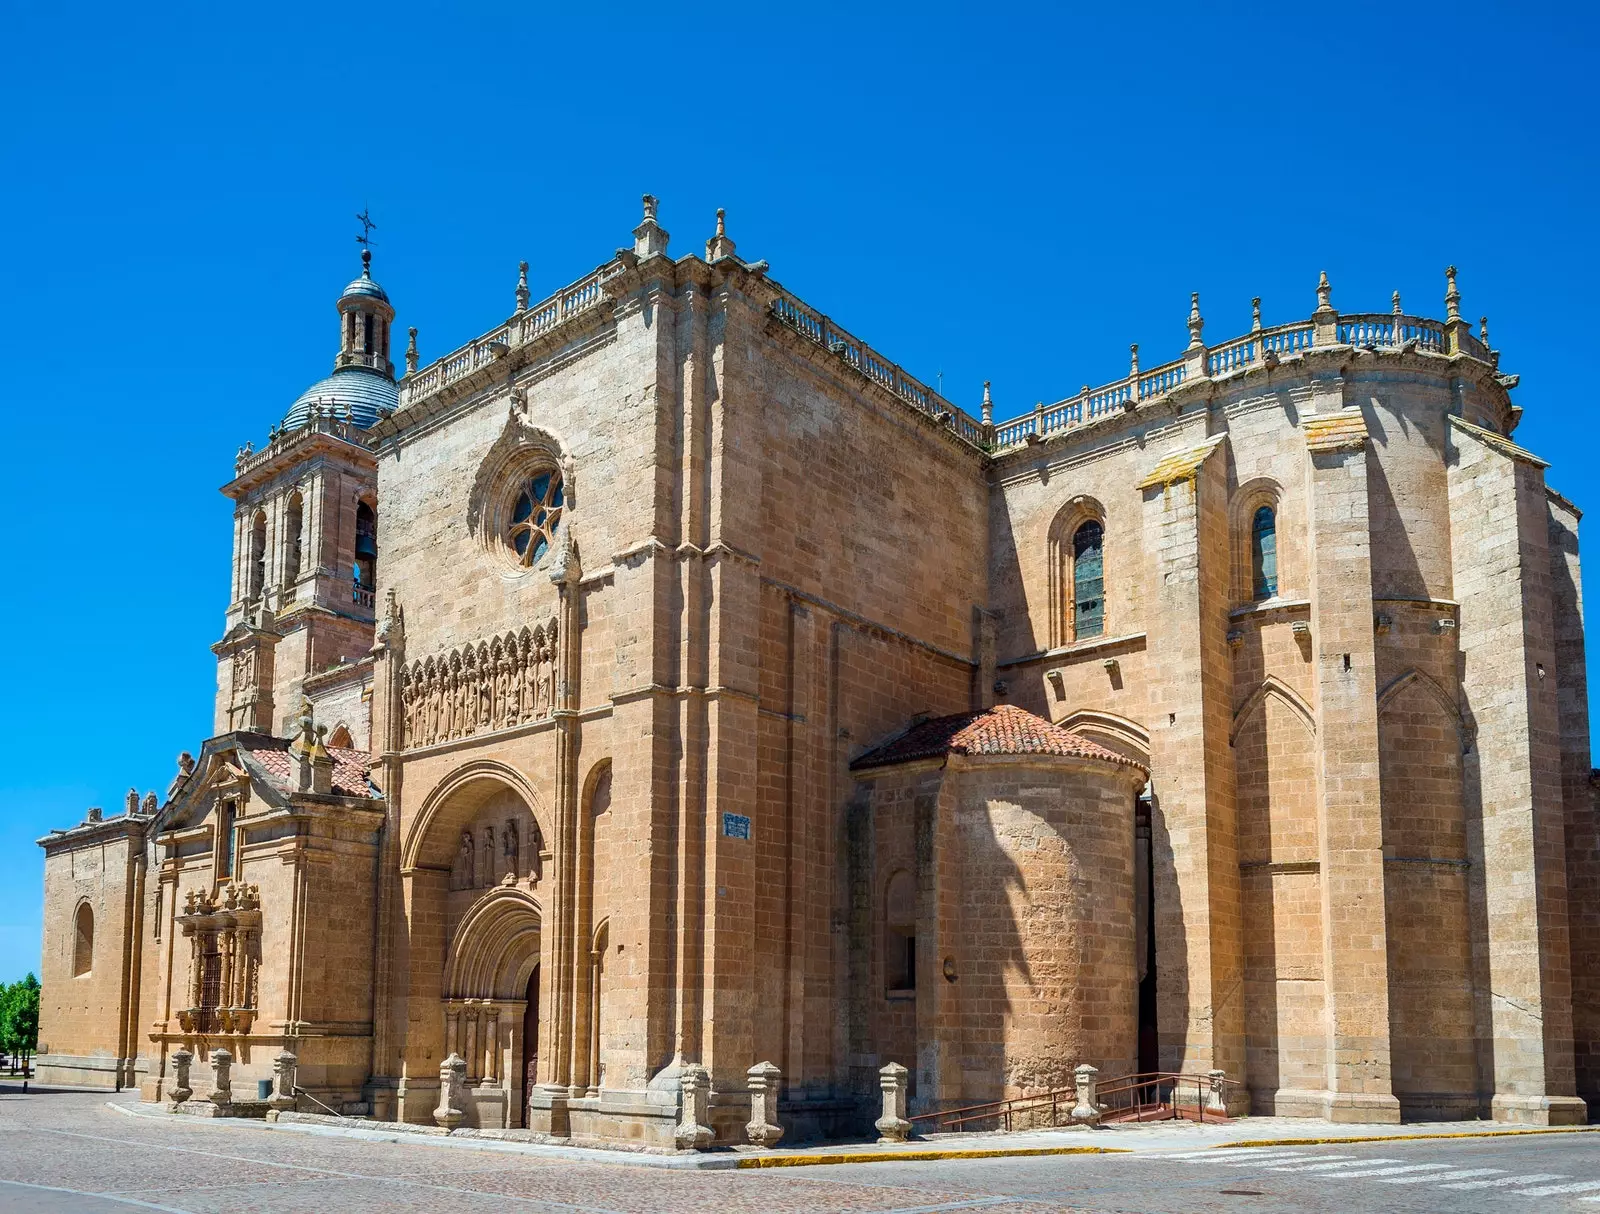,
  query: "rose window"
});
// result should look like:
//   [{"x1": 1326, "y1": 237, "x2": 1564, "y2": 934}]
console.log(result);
[{"x1": 509, "y1": 470, "x2": 564, "y2": 565}]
